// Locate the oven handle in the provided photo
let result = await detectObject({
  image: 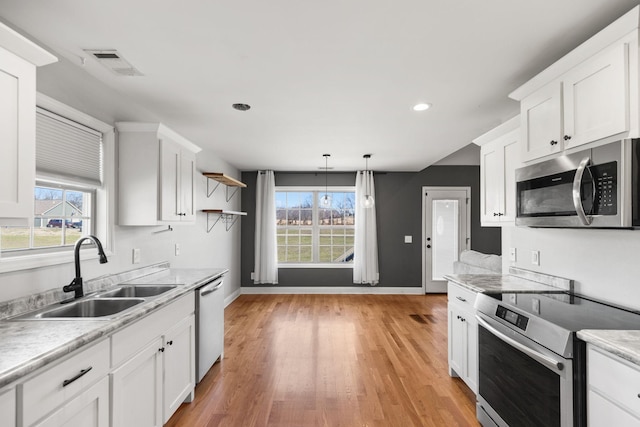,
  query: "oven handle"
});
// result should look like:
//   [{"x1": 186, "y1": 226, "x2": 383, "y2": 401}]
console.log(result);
[
  {"x1": 476, "y1": 315, "x2": 564, "y2": 372},
  {"x1": 572, "y1": 157, "x2": 594, "y2": 226}
]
